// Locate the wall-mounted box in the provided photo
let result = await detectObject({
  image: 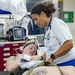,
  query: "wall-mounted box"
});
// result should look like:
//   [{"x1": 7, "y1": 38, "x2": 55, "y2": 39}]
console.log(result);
[{"x1": 63, "y1": 11, "x2": 74, "y2": 23}]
